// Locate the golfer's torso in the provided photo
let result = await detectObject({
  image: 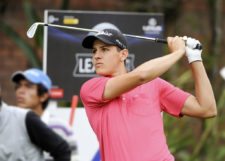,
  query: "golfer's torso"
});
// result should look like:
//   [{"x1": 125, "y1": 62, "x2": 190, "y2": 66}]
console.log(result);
[{"x1": 92, "y1": 83, "x2": 174, "y2": 161}]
